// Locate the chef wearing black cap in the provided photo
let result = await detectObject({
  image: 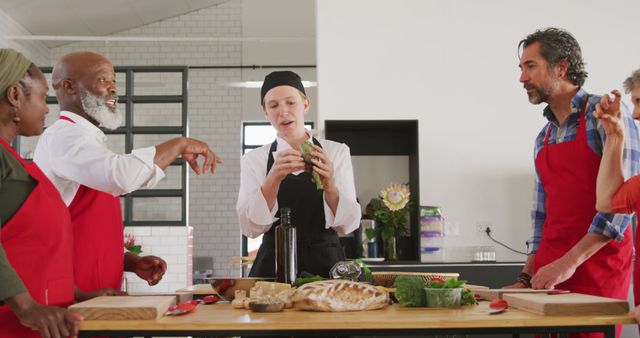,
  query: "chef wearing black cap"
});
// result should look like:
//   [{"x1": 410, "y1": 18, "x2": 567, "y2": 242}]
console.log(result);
[{"x1": 236, "y1": 71, "x2": 361, "y2": 278}]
